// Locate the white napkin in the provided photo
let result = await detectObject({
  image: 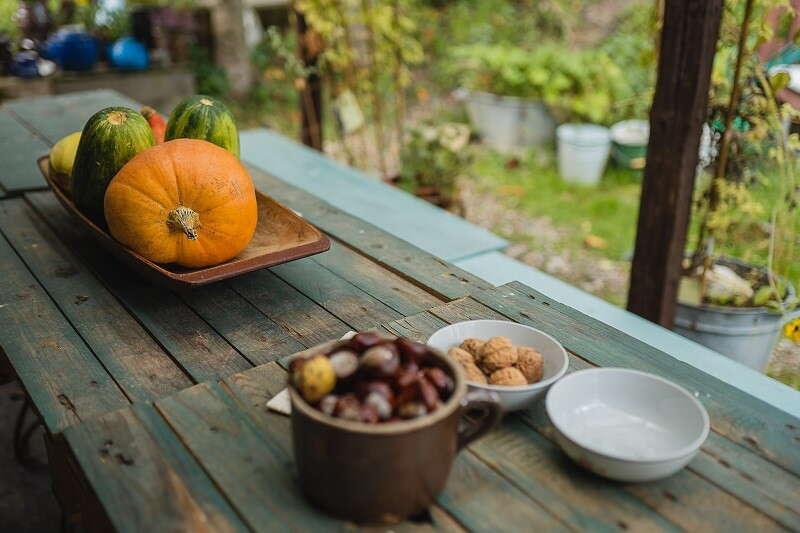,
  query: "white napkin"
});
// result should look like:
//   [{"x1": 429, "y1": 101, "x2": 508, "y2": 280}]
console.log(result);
[{"x1": 267, "y1": 331, "x2": 357, "y2": 416}]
